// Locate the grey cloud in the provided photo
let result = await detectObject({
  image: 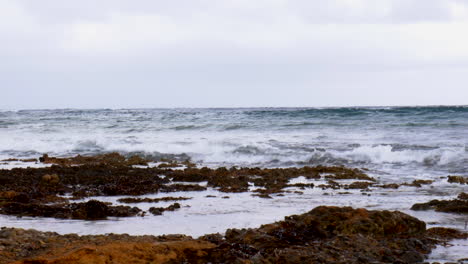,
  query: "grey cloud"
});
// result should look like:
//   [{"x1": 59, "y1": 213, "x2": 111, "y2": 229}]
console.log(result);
[
  {"x1": 1, "y1": 0, "x2": 468, "y2": 109},
  {"x1": 14, "y1": 0, "x2": 468, "y2": 25}
]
